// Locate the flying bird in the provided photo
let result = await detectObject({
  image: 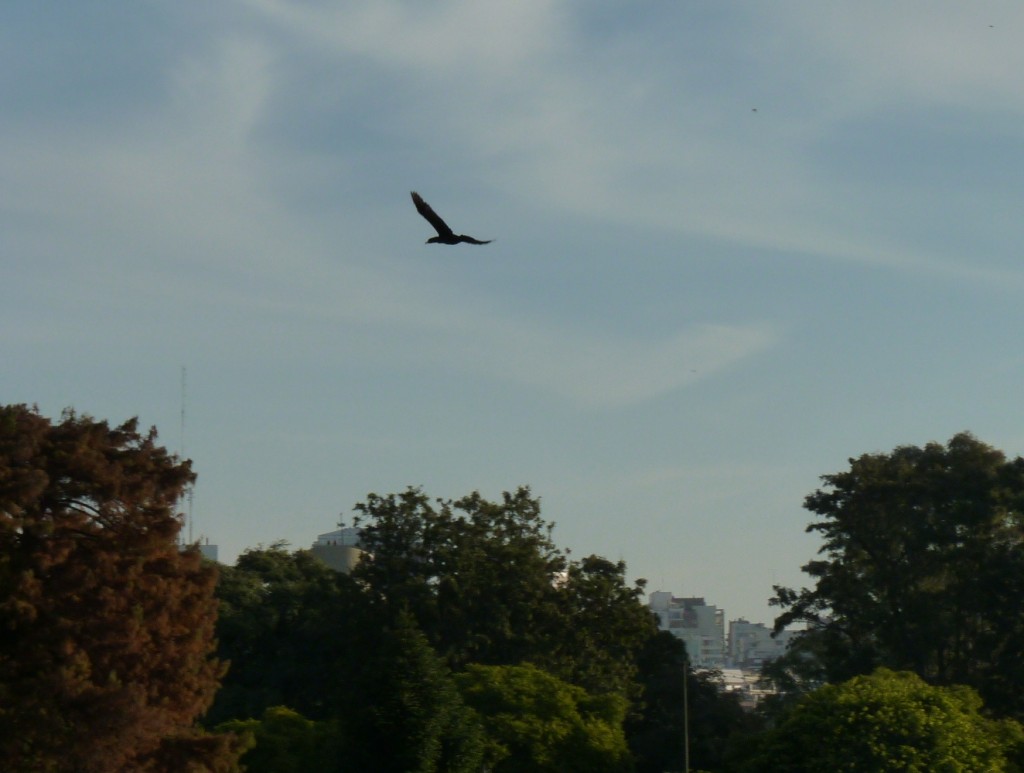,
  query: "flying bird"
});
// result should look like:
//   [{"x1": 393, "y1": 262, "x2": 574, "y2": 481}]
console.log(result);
[{"x1": 411, "y1": 191, "x2": 492, "y2": 245}]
